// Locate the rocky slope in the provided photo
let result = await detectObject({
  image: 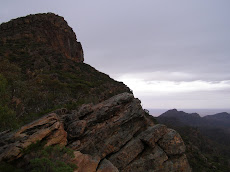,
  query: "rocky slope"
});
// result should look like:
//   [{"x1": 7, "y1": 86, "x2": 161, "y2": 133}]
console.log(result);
[
  {"x1": 0, "y1": 13, "x2": 131, "y2": 130},
  {"x1": 0, "y1": 93, "x2": 191, "y2": 171},
  {"x1": 0, "y1": 13, "x2": 191, "y2": 171}
]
